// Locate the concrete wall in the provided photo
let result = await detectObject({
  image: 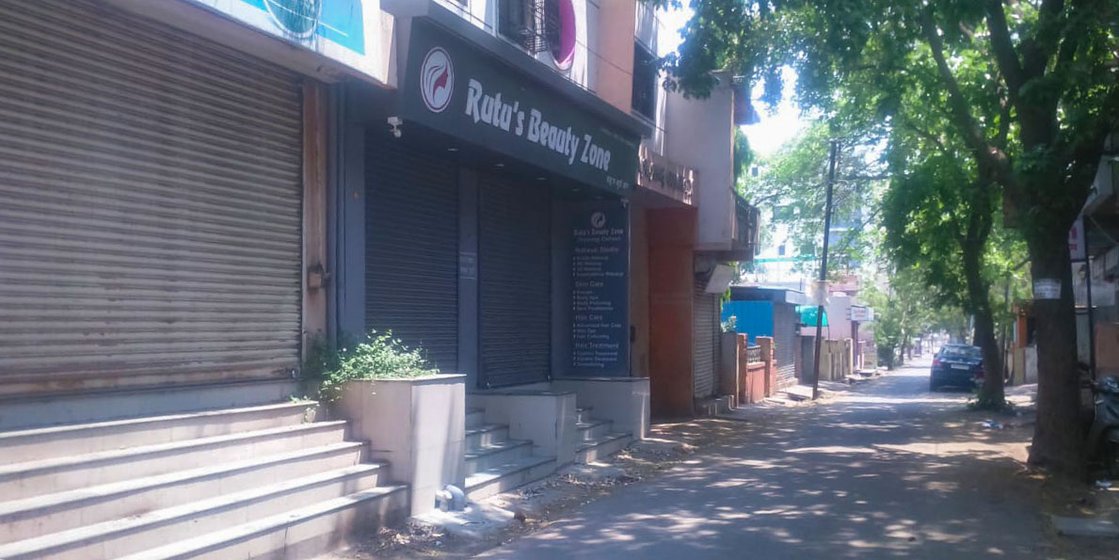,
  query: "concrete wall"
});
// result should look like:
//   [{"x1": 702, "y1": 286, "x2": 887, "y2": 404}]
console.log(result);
[
  {"x1": 664, "y1": 75, "x2": 735, "y2": 252},
  {"x1": 595, "y1": 0, "x2": 635, "y2": 114},
  {"x1": 825, "y1": 293, "x2": 853, "y2": 341}
]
